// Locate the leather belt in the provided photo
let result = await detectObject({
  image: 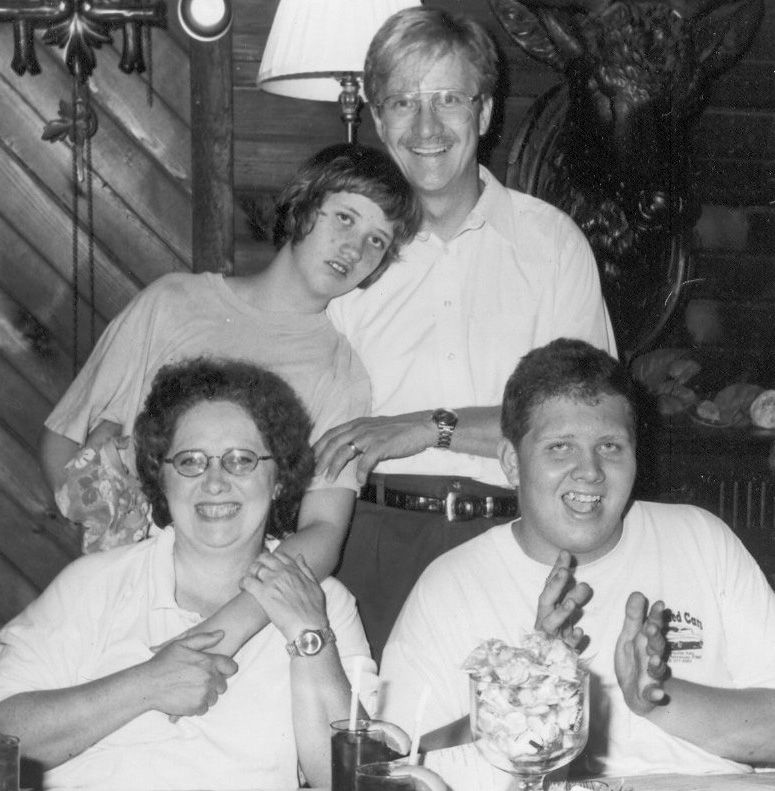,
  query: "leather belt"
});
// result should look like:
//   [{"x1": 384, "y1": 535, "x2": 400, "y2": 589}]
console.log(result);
[{"x1": 360, "y1": 481, "x2": 519, "y2": 522}]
